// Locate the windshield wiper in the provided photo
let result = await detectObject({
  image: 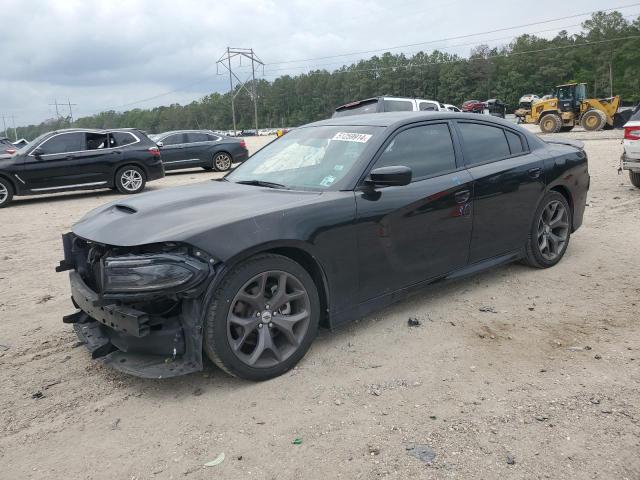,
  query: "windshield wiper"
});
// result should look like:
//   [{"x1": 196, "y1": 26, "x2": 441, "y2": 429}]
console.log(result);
[{"x1": 234, "y1": 179, "x2": 287, "y2": 189}]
